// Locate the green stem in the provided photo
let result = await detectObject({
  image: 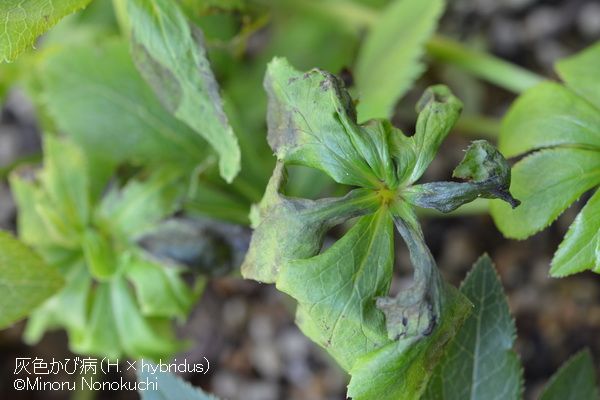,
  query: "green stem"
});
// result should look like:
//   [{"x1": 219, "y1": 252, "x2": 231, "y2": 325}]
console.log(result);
[
  {"x1": 426, "y1": 35, "x2": 544, "y2": 94},
  {"x1": 454, "y1": 115, "x2": 501, "y2": 139},
  {"x1": 418, "y1": 198, "x2": 489, "y2": 218},
  {"x1": 281, "y1": 0, "x2": 545, "y2": 94}
]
